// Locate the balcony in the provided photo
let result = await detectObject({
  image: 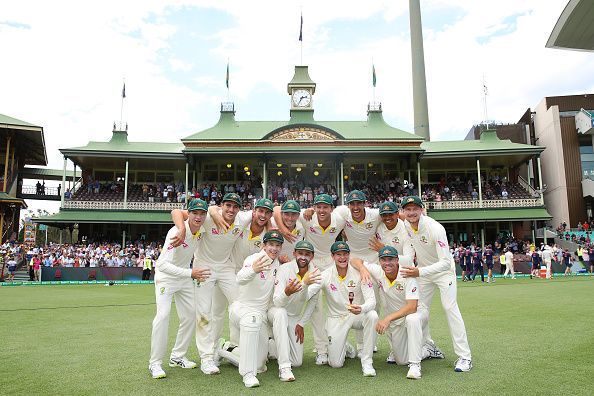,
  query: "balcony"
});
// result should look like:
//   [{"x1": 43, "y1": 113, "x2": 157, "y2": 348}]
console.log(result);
[
  {"x1": 425, "y1": 198, "x2": 542, "y2": 210},
  {"x1": 62, "y1": 201, "x2": 184, "y2": 211}
]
